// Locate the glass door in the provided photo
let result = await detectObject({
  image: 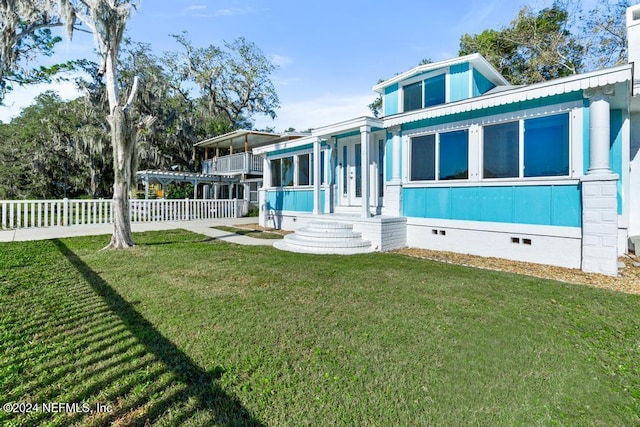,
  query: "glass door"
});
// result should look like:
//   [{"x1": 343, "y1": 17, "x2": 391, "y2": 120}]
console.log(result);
[{"x1": 338, "y1": 138, "x2": 362, "y2": 206}]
